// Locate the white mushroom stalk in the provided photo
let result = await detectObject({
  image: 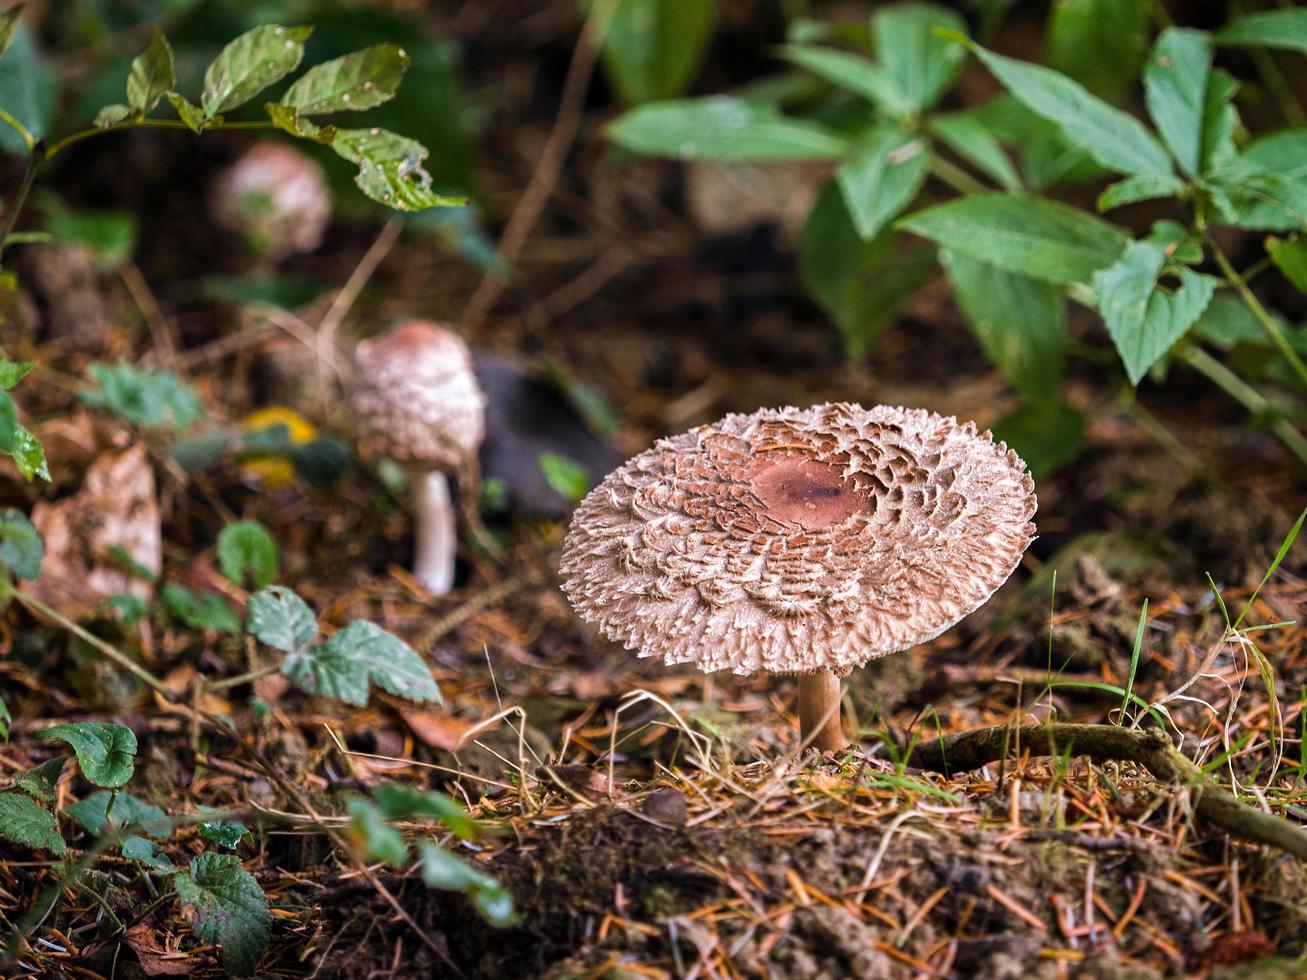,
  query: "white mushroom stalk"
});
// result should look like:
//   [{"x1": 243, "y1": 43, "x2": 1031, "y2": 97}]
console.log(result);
[{"x1": 410, "y1": 467, "x2": 456, "y2": 595}]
